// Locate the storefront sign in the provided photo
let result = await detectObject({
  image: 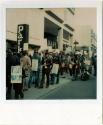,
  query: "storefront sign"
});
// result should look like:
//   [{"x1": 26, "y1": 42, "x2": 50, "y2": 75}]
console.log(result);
[
  {"x1": 23, "y1": 43, "x2": 28, "y2": 50},
  {"x1": 32, "y1": 59, "x2": 38, "y2": 71},
  {"x1": 11, "y1": 66, "x2": 22, "y2": 83},
  {"x1": 17, "y1": 24, "x2": 29, "y2": 52}
]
